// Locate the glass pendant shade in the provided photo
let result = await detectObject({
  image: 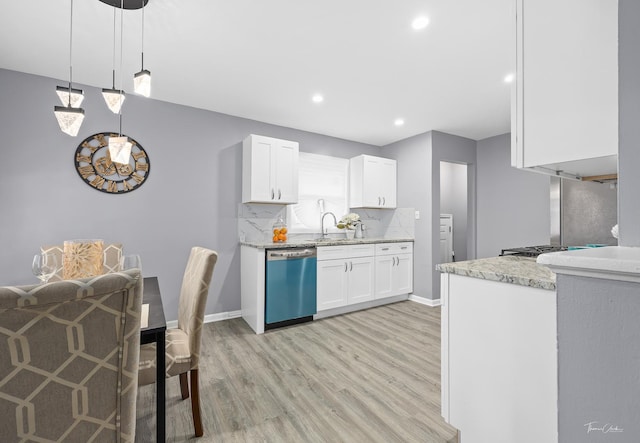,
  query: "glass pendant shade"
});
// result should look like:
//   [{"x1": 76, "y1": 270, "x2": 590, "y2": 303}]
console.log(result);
[
  {"x1": 102, "y1": 88, "x2": 126, "y2": 113},
  {"x1": 54, "y1": 106, "x2": 85, "y2": 136},
  {"x1": 56, "y1": 86, "x2": 84, "y2": 108},
  {"x1": 108, "y1": 136, "x2": 133, "y2": 164},
  {"x1": 134, "y1": 69, "x2": 151, "y2": 97}
]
